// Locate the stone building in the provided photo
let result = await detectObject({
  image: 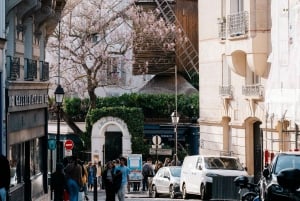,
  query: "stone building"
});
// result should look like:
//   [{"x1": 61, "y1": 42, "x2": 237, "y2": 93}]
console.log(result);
[
  {"x1": 2, "y1": 0, "x2": 66, "y2": 200},
  {"x1": 198, "y1": 0, "x2": 300, "y2": 183}
]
